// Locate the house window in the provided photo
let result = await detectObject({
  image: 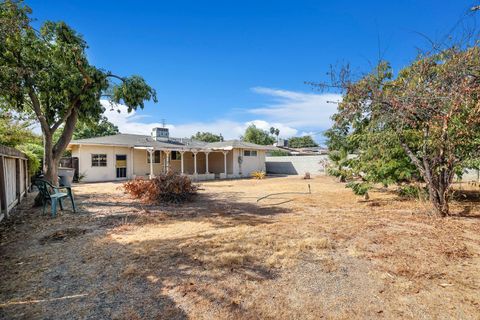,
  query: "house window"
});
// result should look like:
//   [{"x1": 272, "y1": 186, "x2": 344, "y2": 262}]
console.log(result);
[
  {"x1": 147, "y1": 150, "x2": 161, "y2": 163},
  {"x1": 171, "y1": 151, "x2": 182, "y2": 160},
  {"x1": 243, "y1": 150, "x2": 257, "y2": 157},
  {"x1": 91, "y1": 154, "x2": 107, "y2": 167}
]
